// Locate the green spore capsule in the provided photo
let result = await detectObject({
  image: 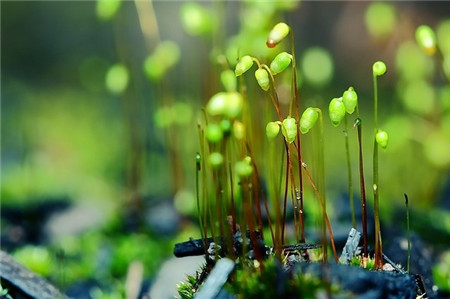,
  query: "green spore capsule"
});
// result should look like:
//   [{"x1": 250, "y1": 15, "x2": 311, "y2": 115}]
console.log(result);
[
  {"x1": 266, "y1": 22, "x2": 290, "y2": 48},
  {"x1": 373, "y1": 61, "x2": 387, "y2": 76},
  {"x1": 329, "y1": 97, "x2": 346, "y2": 127},
  {"x1": 415, "y1": 25, "x2": 437, "y2": 55},
  {"x1": 235, "y1": 55, "x2": 254, "y2": 76},
  {"x1": 225, "y1": 92, "x2": 243, "y2": 118},
  {"x1": 270, "y1": 52, "x2": 292, "y2": 75},
  {"x1": 300, "y1": 107, "x2": 319, "y2": 134},
  {"x1": 208, "y1": 152, "x2": 224, "y2": 169},
  {"x1": 105, "y1": 63, "x2": 129, "y2": 95},
  {"x1": 376, "y1": 129, "x2": 389, "y2": 149},
  {"x1": 196, "y1": 152, "x2": 201, "y2": 170},
  {"x1": 233, "y1": 121, "x2": 245, "y2": 140},
  {"x1": 235, "y1": 156, "x2": 253, "y2": 178},
  {"x1": 220, "y1": 119, "x2": 232, "y2": 134},
  {"x1": 206, "y1": 92, "x2": 227, "y2": 116},
  {"x1": 205, "y1": 123, "x2": 223, "y2": 143},
  {"x1": 221, "y1": 69, "x2": 237, "y2": 91},
  {"x1": 281, "y1": 117, "x2": 297, "y2": 143},
  {"x1": 343, "y1": 87, "x2": 358, "y2": 114},
  {"x1": 266, "y1": 121, "x2": 280, "y2": 139},
  {"x1": 180, "y1": 2, "x2": 214, "y2": 36},
  {"x1": 255, "y1": 68, "x2": 270, "y2": 91}
]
